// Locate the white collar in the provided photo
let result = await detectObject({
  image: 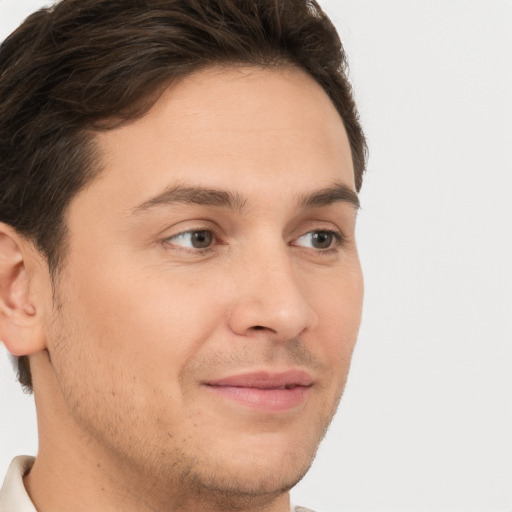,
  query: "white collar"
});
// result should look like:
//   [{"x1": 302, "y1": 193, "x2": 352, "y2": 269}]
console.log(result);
[{"x1": 0, "y1": 456, "x2": 37, "y2": 512}]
